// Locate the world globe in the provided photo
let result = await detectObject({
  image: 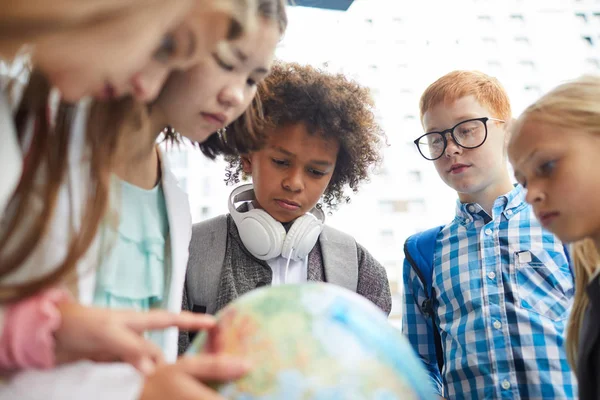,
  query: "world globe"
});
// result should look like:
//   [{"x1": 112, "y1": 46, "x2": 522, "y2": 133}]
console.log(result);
[{"x1": 187, "y1": 282, "x2": 434, "y2": 400}]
